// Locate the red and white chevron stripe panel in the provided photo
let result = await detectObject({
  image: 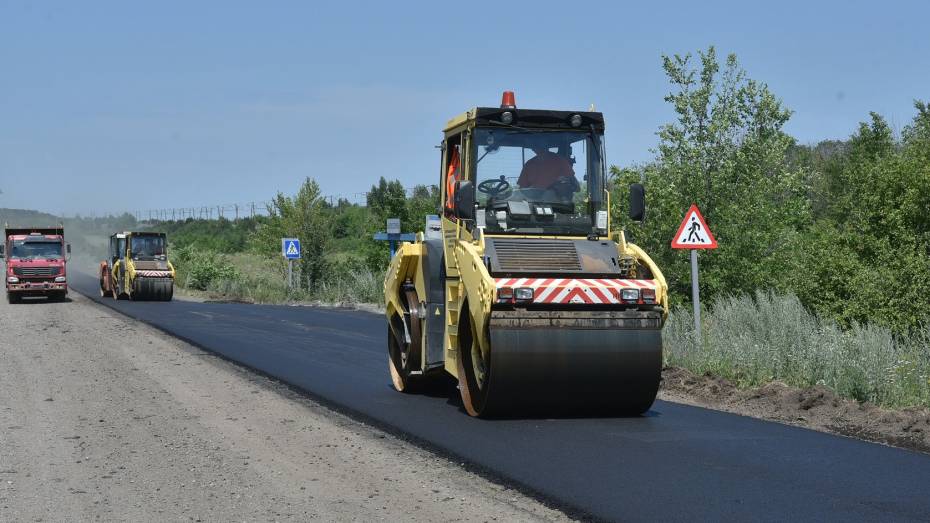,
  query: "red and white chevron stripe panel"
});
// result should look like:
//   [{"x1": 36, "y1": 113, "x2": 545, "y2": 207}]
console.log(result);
[
  {"x1": 494, "y1": 278, "x2": 657, "y2": 305},
  {"x1": 136, "y1": 270, "x2": 173, "y2": 278}
]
